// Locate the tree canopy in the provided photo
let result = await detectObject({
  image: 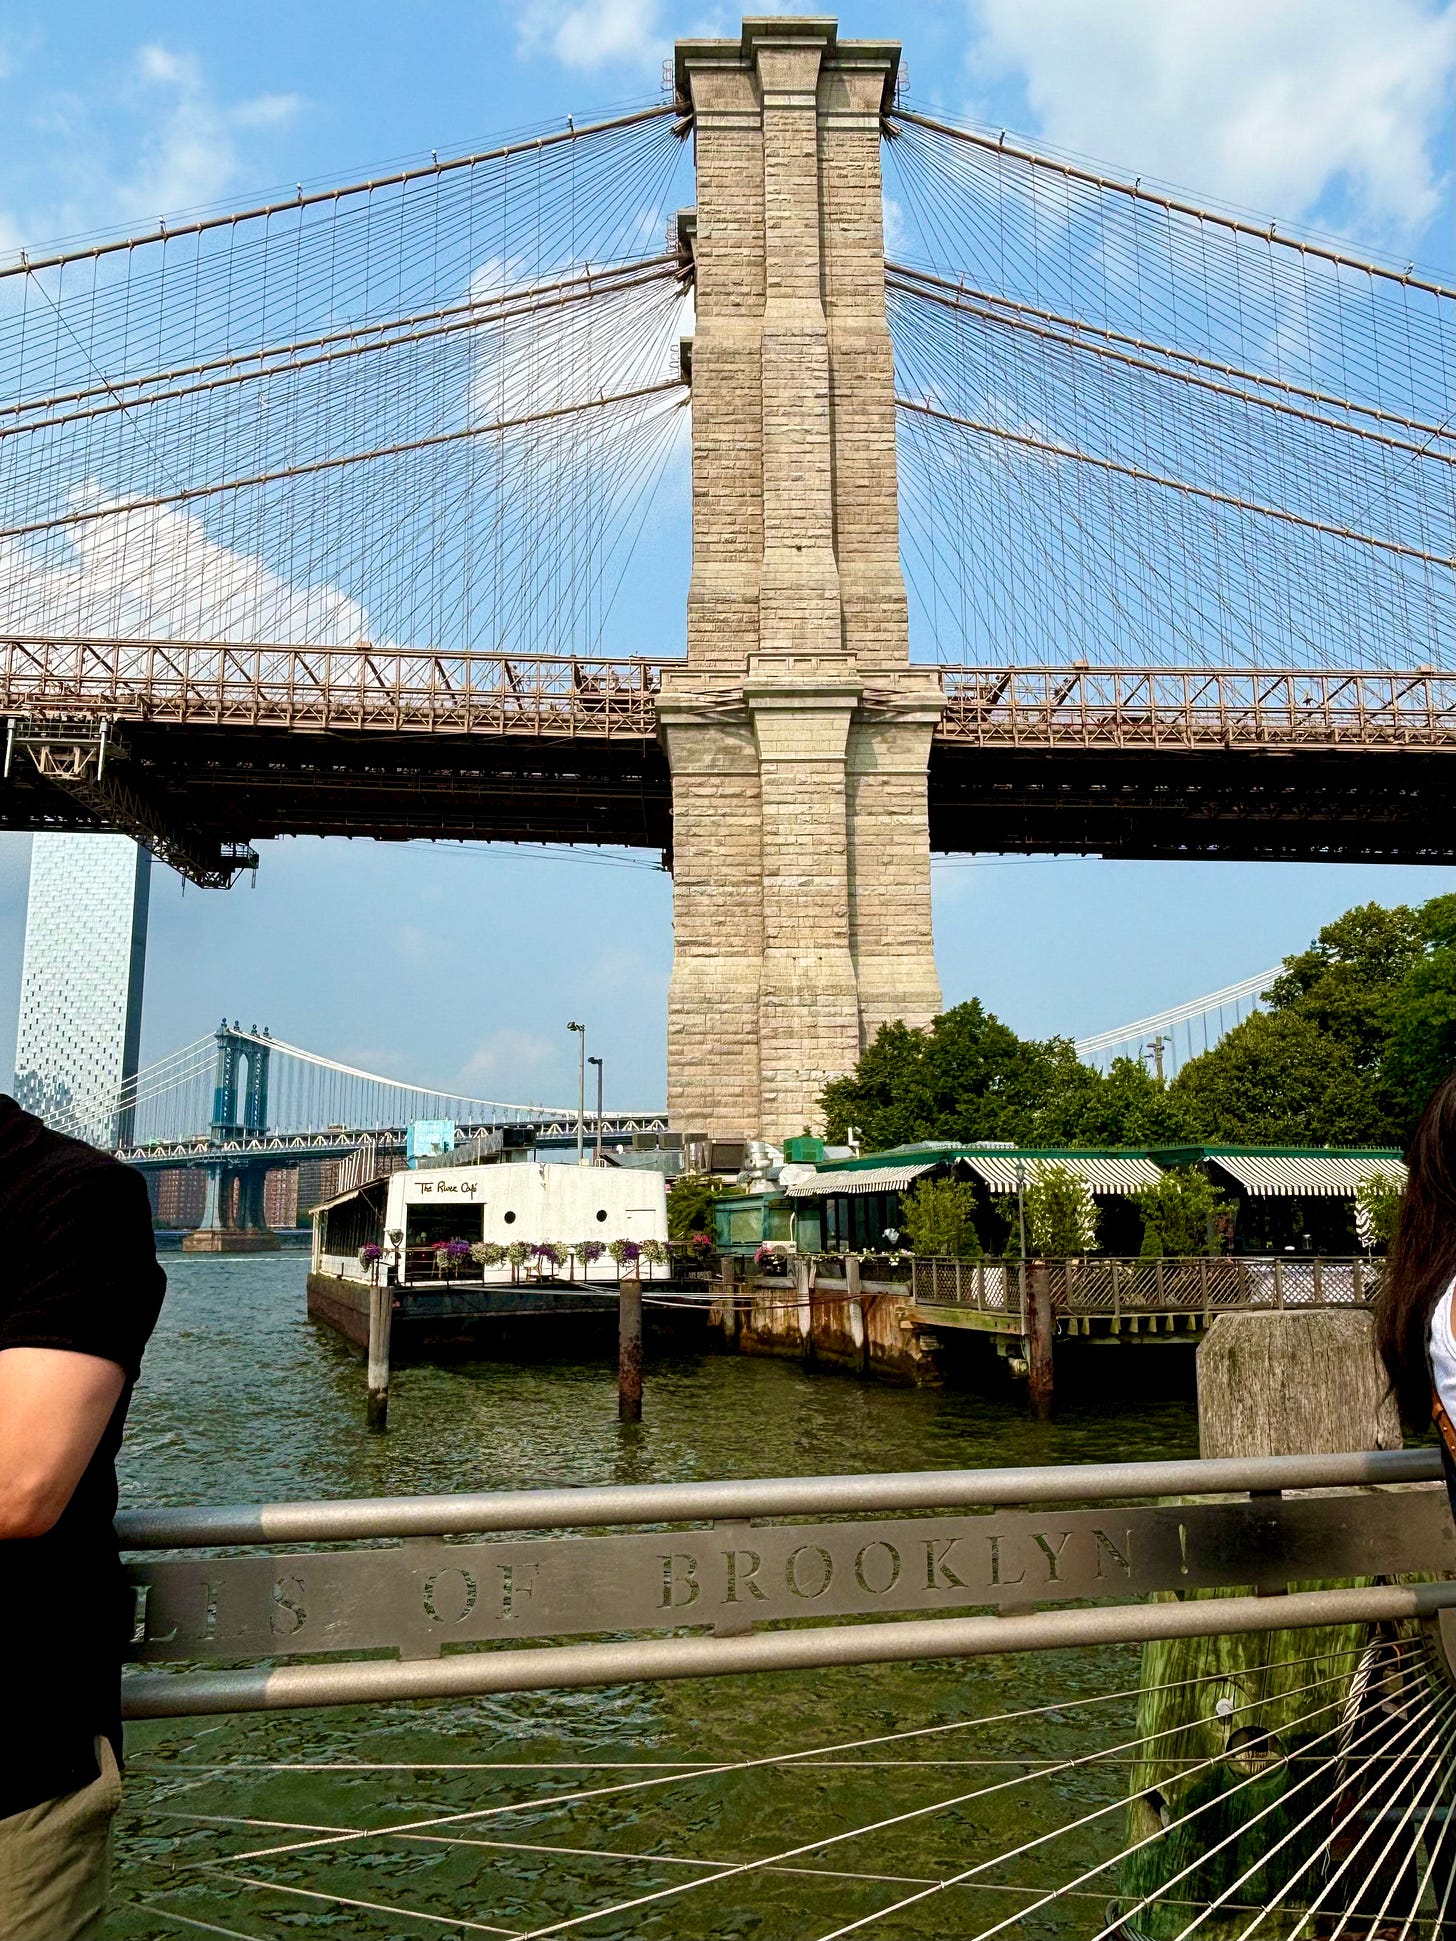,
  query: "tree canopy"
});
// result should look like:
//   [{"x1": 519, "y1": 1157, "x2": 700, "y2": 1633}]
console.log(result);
[{"x1": 820, "y1": 893, "x2": 1456, "y2": 1152}]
